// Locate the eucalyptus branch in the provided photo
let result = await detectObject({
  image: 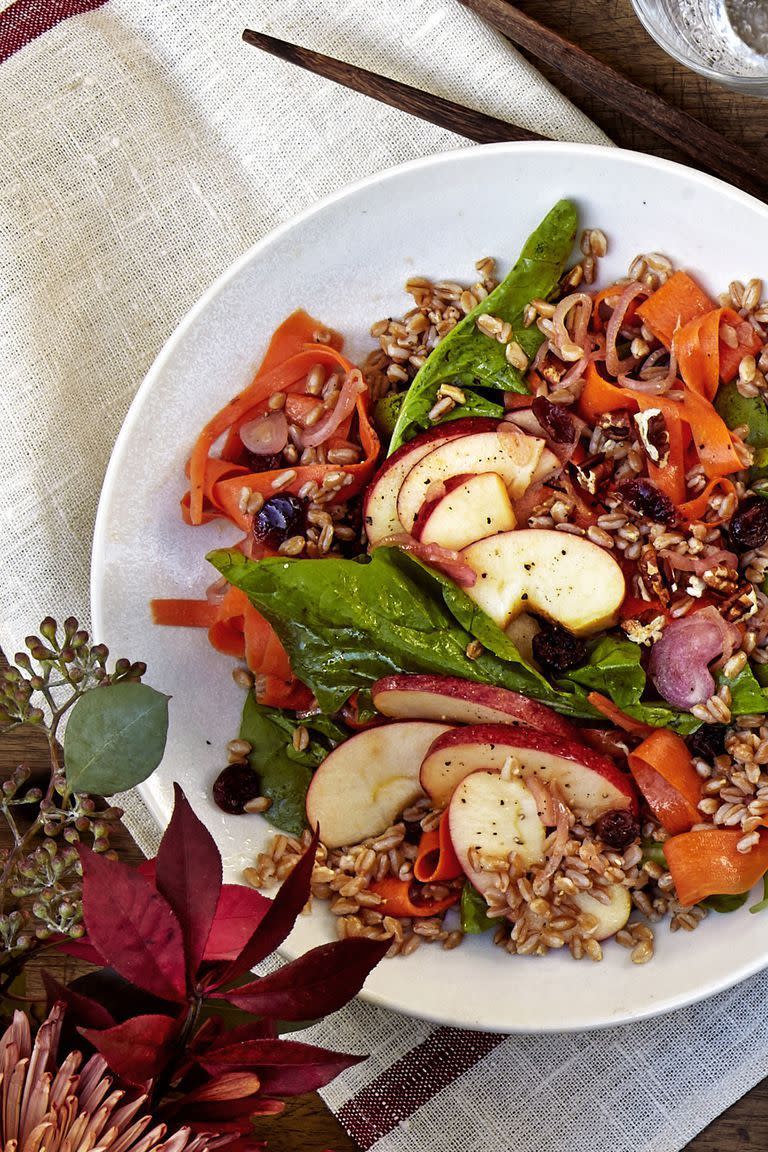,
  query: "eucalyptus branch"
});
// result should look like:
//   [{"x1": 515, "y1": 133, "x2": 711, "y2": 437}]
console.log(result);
[{"x1": 0, "y1": 616, "x2": 159, "y2": 972}]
